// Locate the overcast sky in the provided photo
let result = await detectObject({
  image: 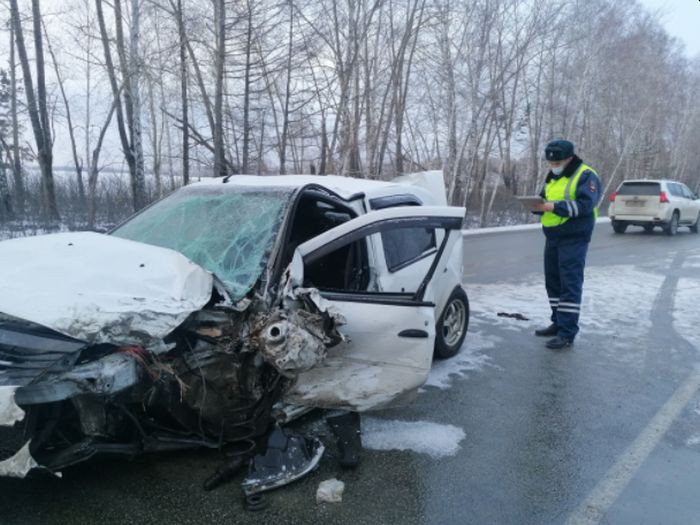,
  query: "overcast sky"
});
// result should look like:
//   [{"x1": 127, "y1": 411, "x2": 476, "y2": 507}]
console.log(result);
[{"x1": 637, "y1": 0, "x2": 700, "y2": 57}]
